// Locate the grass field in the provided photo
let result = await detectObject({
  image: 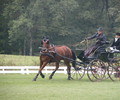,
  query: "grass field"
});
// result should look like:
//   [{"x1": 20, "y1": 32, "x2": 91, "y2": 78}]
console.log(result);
[
  {"x1": 0, "y1": 54, "x2": 39, "y2": 66},
  {"x1": 0, "y1": 54, "x2": 64, "y2": 66},
  {"x1": 0, "y1": 74, "x2": 120, "y2": 100}
]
